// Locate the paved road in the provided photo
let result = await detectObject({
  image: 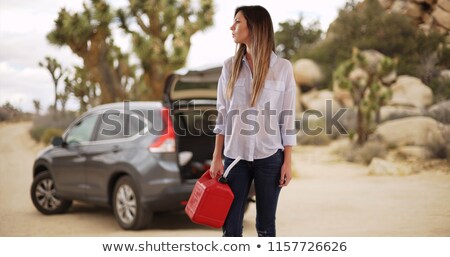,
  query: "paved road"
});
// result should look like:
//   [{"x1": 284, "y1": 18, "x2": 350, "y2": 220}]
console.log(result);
[{"x1": 1, "y1": 122, "x2": 449, "y2": 236}]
